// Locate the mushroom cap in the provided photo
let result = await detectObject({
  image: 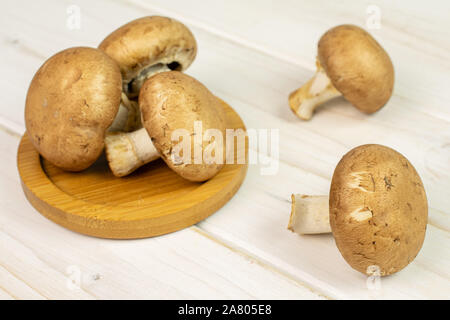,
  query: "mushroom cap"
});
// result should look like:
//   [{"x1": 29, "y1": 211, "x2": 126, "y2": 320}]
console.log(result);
[
  {"x1": 139, "y1": 71, "x2": 227, "y2": 182},
  {"x1": 318, "y1": 25, "x2": 394, "y2": 113},
  {"x1": 329, "y1": 144, "x2": 428, "y2": 276},
  {"x1": 98, "y1": 16, "x2": 197, "y2": 94},
  {"x1": 25, "y1": 47, "x2": 122, "y2": 171}
]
